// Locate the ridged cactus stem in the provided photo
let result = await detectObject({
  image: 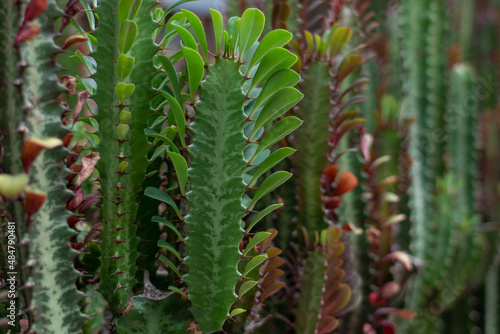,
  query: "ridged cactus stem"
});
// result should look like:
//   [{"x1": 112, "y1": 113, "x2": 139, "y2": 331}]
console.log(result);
[
  {"x1": 92, "y1": 0, "x2": 159, "y2": 313},
  {"x1": 21, "y1": 1, "x2": 85, "y2": 331},
  {"x1": 459, "y1": 0, "x2": 475, "y2": 61}
]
